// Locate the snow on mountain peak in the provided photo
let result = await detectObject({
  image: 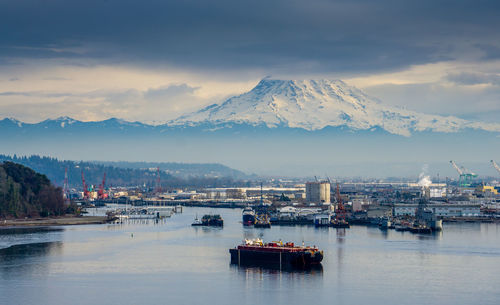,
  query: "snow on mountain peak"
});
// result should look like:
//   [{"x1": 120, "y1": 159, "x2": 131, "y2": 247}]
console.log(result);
[
  {"x1": 4, "y1": 117, "x2": 24, "y2": 127},
  {"x1": 169, "y1": 78, "x2": 500, "y2": 136},
  {"x1": 53, "y1": 116, "x2": 78, "y2": 128}
]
